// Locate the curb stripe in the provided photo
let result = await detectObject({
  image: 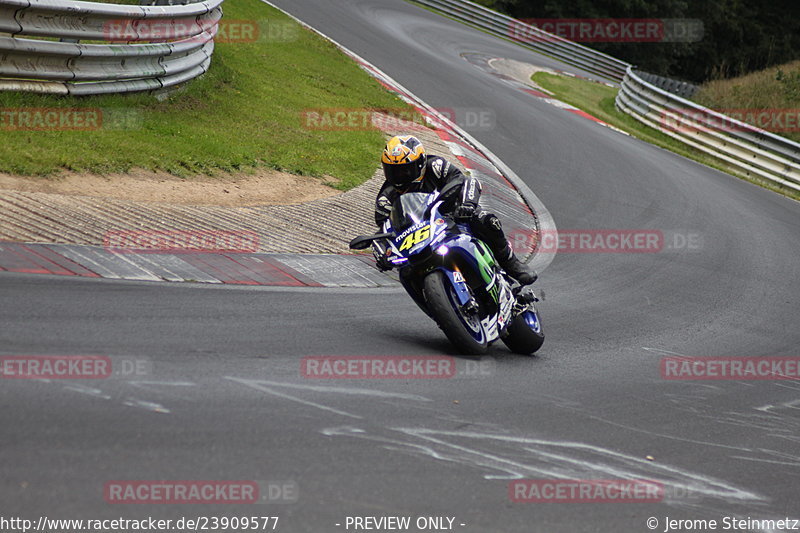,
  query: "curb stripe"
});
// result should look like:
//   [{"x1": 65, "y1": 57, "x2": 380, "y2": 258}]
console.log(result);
[
  {"x1": 29, "y1": 245, "x2": 100, "y2": 277},
  {"x1": 14, "y1": 244, "x2": 76, "y2": 276},
  {"x1": 179, "y1": 254, "x2": 260, "y2": 285},
  {"x1": 0, "y1": 242, "x2": 393, "y2": 288},
  {"x1": 0, "y1": 243, "x2": 52, "y2": 274}
]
